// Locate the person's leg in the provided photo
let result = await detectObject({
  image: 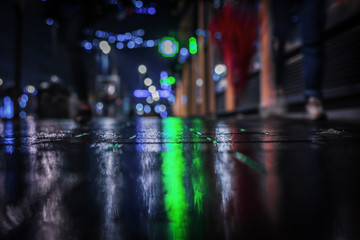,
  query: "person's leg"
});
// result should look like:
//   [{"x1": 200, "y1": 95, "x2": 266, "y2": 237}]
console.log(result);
[
  {"x1": 300, "y1": 0, "x2": 326, "y2": 99},
  {"x1": 300, "y1": 0, "x2": 327, "y2": 120},
  {"x1": 265, "y1": 0, "x2": 292, "y2": 117},
  {"x1": 270, "y1": 0, "x2": 292, "y2": 88}
]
